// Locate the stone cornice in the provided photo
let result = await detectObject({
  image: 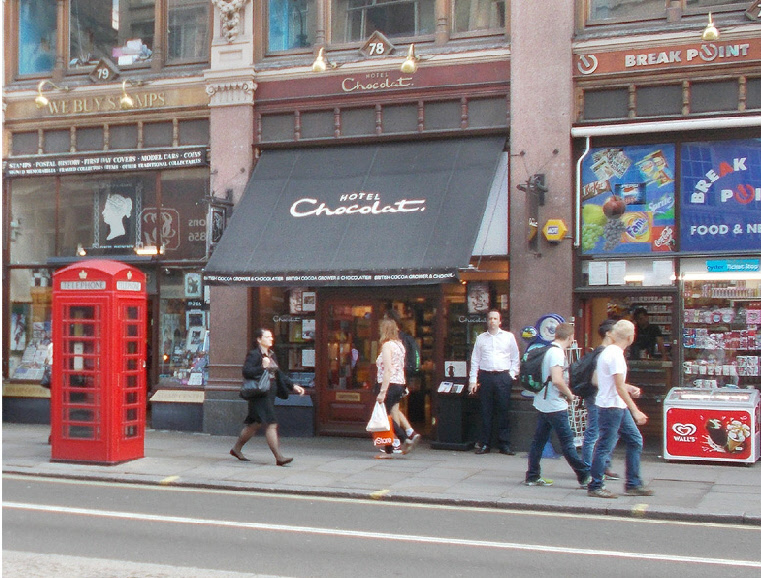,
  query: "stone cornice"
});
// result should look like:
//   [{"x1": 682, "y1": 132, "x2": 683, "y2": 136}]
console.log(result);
[{"x1": 205, "y1": 79, "x2": 257, "y2": 107}]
